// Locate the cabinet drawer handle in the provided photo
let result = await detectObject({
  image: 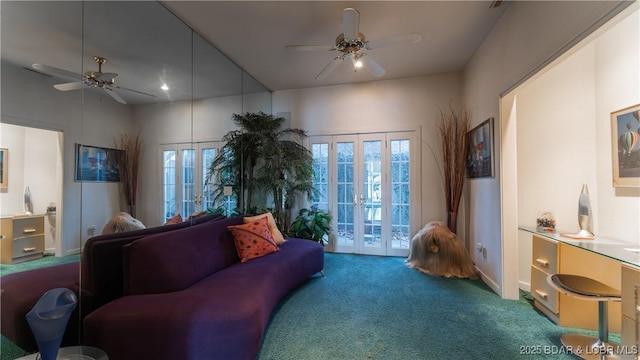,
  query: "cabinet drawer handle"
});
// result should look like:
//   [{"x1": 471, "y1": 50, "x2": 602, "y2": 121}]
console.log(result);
[
  {"x1": 535, "y1": 289, "x2": 548, "y2": 299},
  {"x1": 22, "y1": 228, "x2": 36, "y2": 234},
  {"x1": 23, "y1": 247, "x2": 36, "y2": 252},
  {"x1": 0, "y1": 235, "x2": 4, "y2": 240},
  {"x1": 535, "y1": 258, "x2": 549, "y2": 267}
]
